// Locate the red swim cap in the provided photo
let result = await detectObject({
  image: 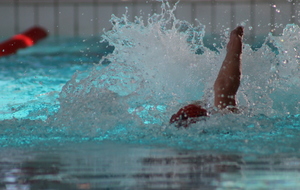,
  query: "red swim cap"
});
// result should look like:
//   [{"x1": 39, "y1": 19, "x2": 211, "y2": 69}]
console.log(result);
[{"x1": 170, "y1": 104, "x2": 208, "y2": 127}]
